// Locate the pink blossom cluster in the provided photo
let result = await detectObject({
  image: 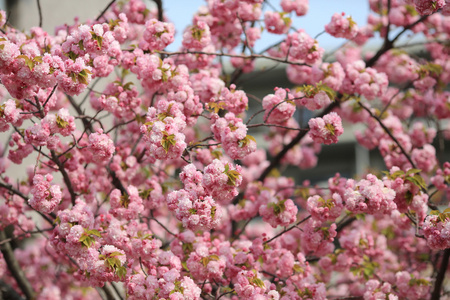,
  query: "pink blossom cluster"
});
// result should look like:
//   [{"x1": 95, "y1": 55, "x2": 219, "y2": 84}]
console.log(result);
[
  {"x1": 0, "y1": 99, "x2": 21, "y2": 132},
  {"x1": 307, "y1": 193, "x2": 344, "y2": 222},
  {"x1": 344, "y1": 174, "x2": 397, "y2": 215},
  {"x1": 1, "y1": 1, "x2": 450, "y2": 299},
  {"x1": 414, "y1": 0, "x2": 446, "y2": 15},
  {"x1": 280, "y1": 0, "x2": 309, "y2": 16},
  {"x1": 422, "y1": 213, "x2": 450, "y2": 250},
  {"x1": 202, "y1": 159, "x2": 242, "y2": 205},
  {"x1": 264, "y1": 11, "x2": 292, "y2": 34},
  {"x1": 90, "y1": 80, "x2": 142, "y2": 119},
  {"x1": 87, "y1": 128, "x2": 115, "y2": 164},
  {"x1": 280, "y1": 29, "x2": 324, "y2": 64},
  {"x1": 109, "y1": 186, "x2": 144, "y2": 220},
  {"x1": 139, "y1": 19, "x2": 175, "y2": 51},
  {"x1": 262, "y1": 88, "x2": 296, "y2": 124},
  {"x1": 140, "y1": 100, "x2": 187, "y2": 161},
  {"x1": 325, "y1": 12, "x2": 359, "y2": 39},
  {"x1": 259, "y1": 197, "x2": 298, "y2": 228},
  {"x1": 341, "y1": 60, "x2": 389, "y2": 100},
  {"x1": 182, "y1": 20, "x2": 211, "y2": 50},
  {"x1": 211, "y1": 113, "x2": 256, "y2": 160},
  {"x1": 28, "y1": 174, "x2": 62, "y2": 214},
  {"x1": 308, "y1": 112, "x2": 344, "y2": 145}
]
